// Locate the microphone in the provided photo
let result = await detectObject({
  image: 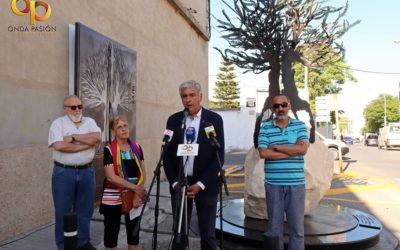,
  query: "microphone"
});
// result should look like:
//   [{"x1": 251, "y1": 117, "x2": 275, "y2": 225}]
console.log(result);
[
  {"x1": 162, "y1": 129, "x2": 174, "y2": 146},
  {"x1": 181, "y1": 109, "x2": 188, "y2": 129},
  {"x1": 204, "y1": 122, "x2": 229, "y2": 196},
  {"x1": 185, "y1": 127, "x2": 196, "y2": 144},
  {"x1": 204, "y1": 123, "x2": 220, "y2": 149},
  {"x1": 204, "y1": 123, "x2": 217, "y2": 138}
]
